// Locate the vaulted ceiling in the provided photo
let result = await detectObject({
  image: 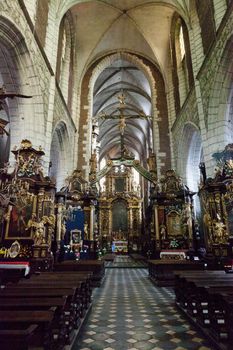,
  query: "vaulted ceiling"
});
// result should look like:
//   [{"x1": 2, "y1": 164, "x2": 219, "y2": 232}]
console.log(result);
[
  {"x1": 93, "y1": 59, "x2": 152, "y2": 162},
  {"x1": 59, "y1": 0, "x2": 189, "y2": 163}
]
